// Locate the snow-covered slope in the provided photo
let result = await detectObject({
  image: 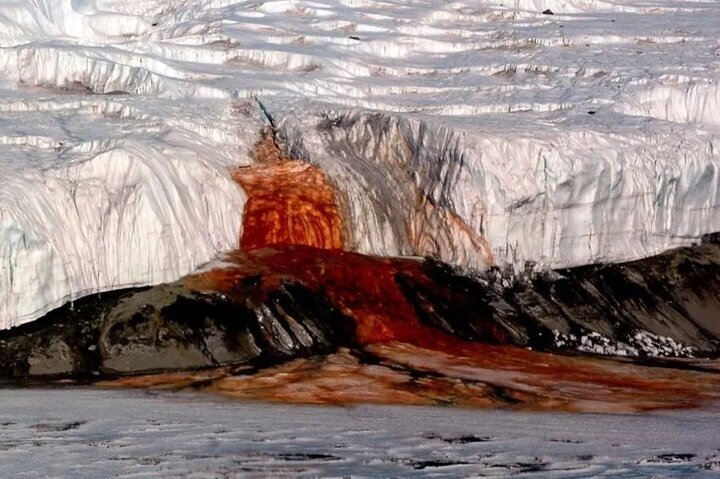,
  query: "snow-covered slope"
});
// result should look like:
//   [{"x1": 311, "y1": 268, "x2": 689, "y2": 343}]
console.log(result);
[{"x1": 1, "y1": 0, "x2": 720, "y2": 329}]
